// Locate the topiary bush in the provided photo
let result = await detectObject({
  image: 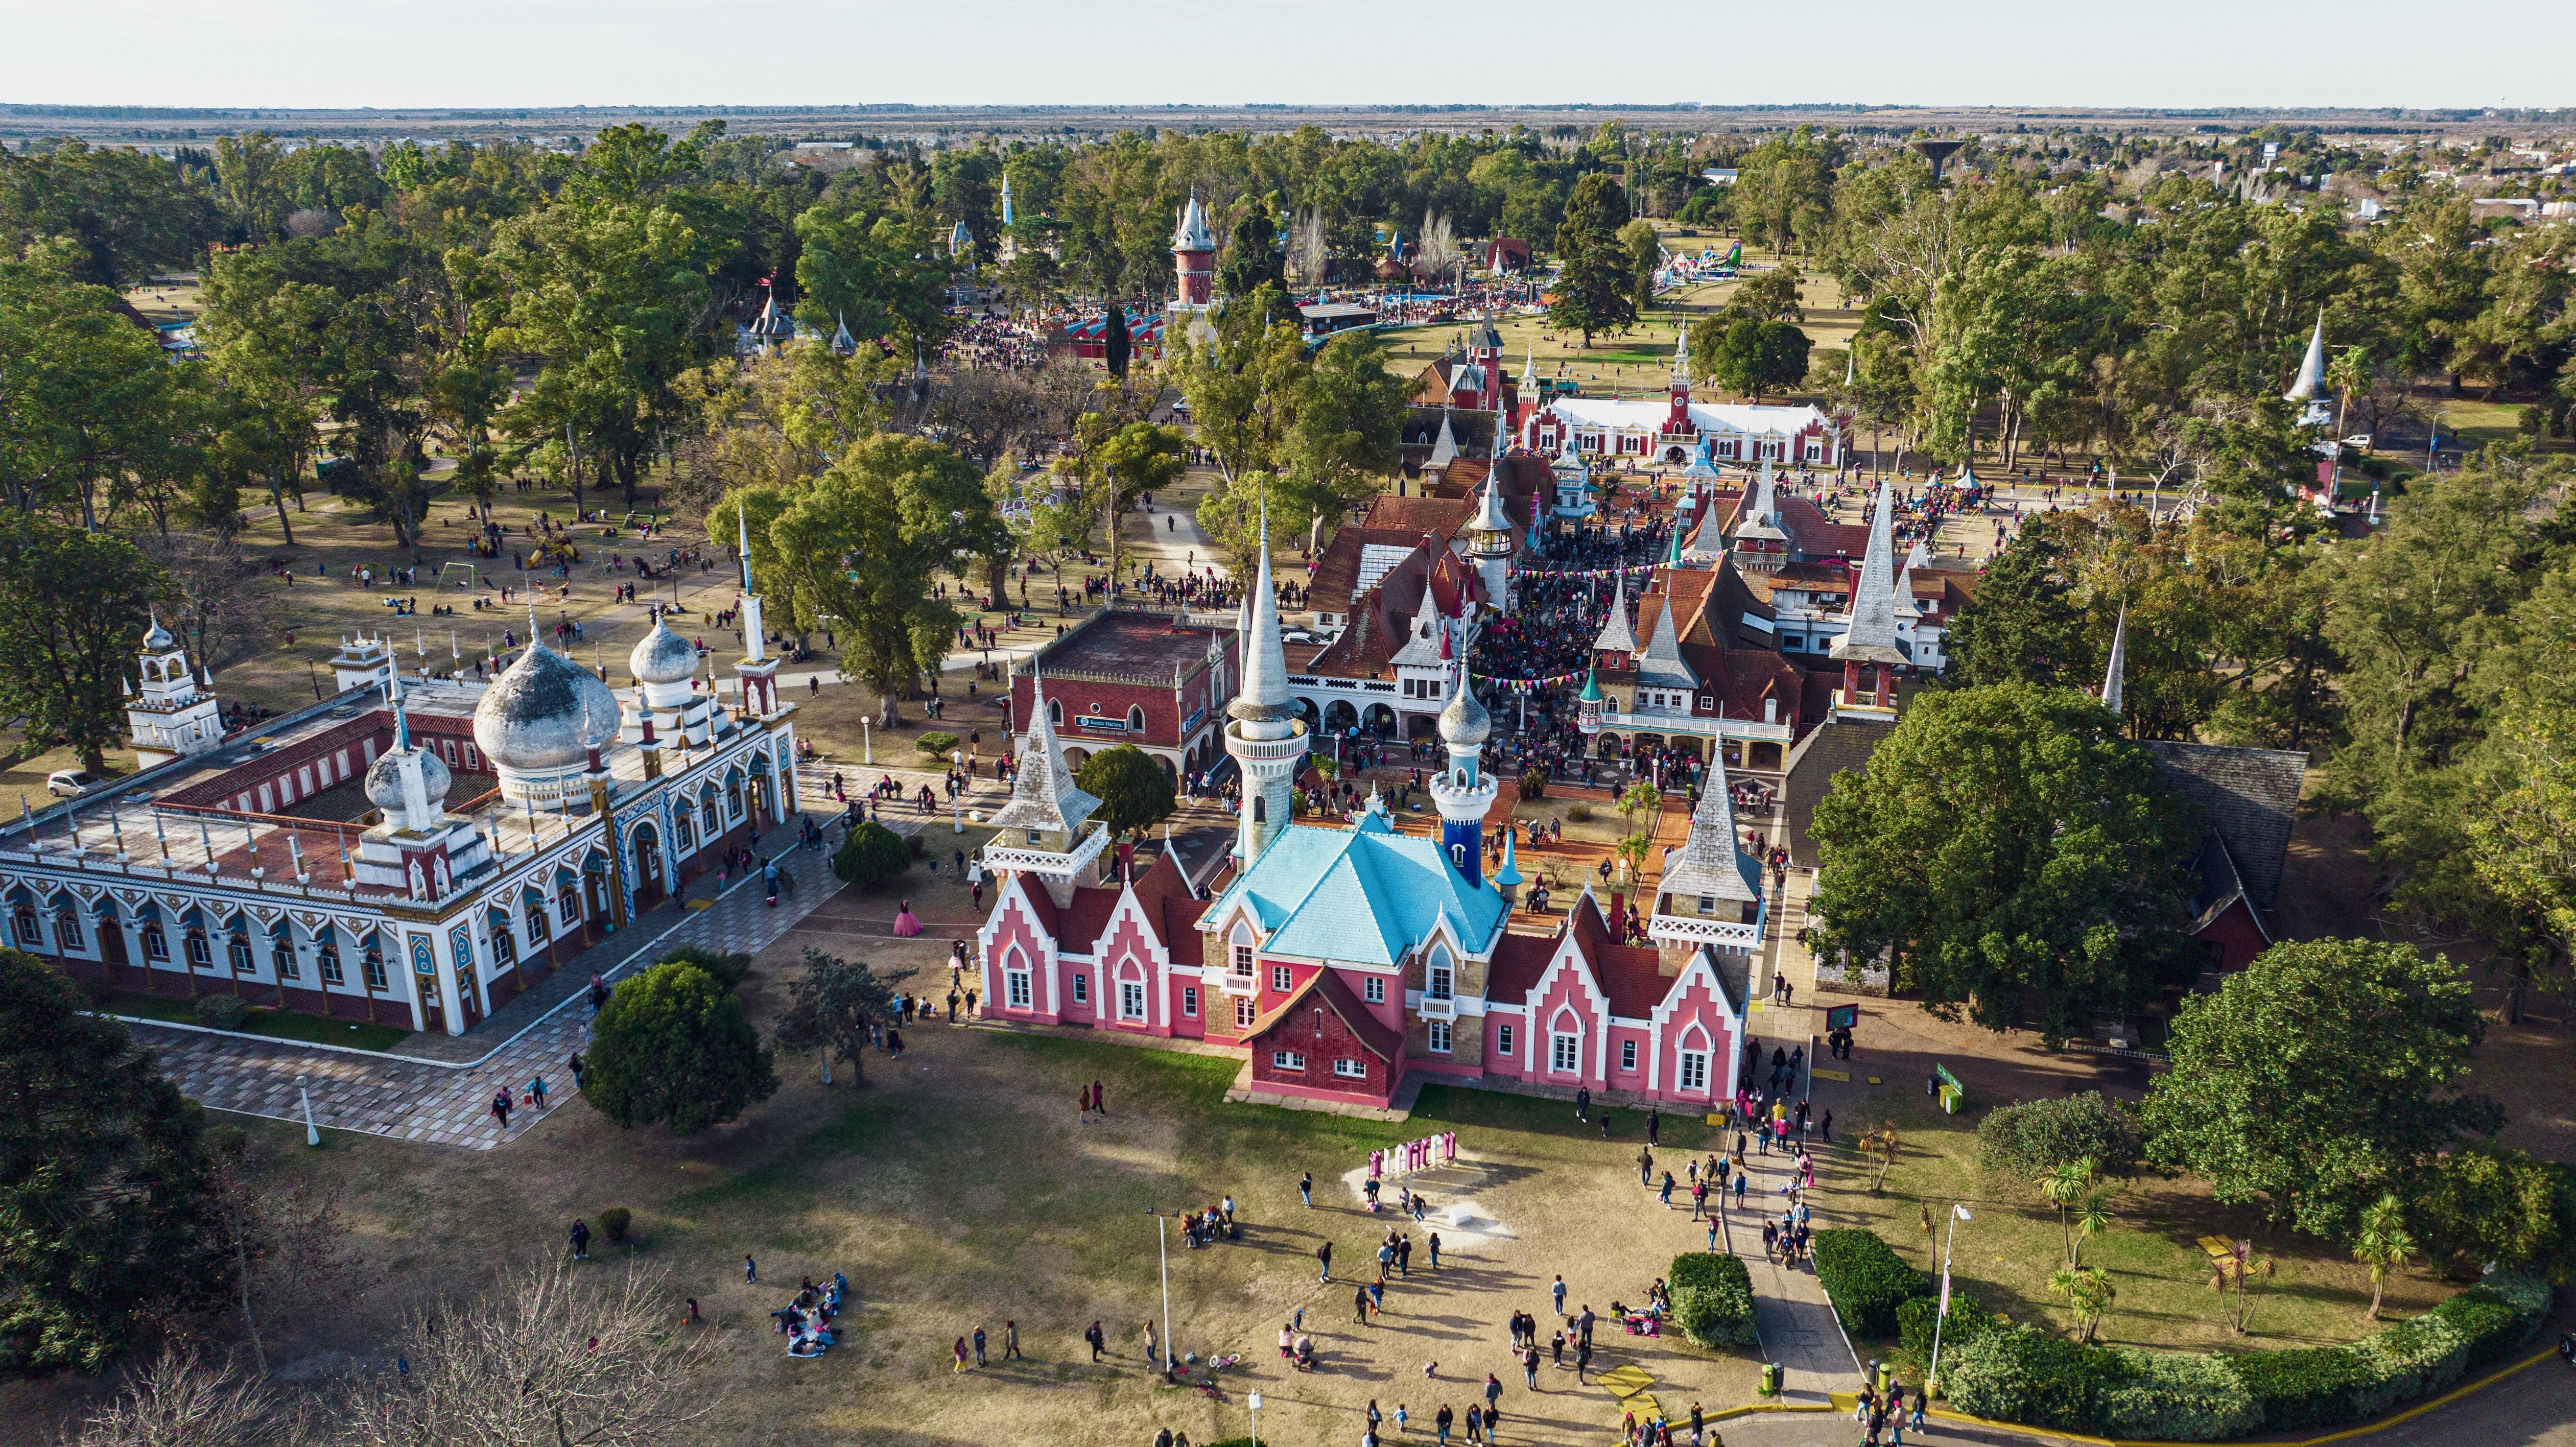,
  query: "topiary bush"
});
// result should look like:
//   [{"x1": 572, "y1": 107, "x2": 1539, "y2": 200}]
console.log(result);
[
  {"x1": 657, "y1": 944, "x2": 749, "y2": 994},
  {"x1": 916, "y1": 731, "x2": 959, "y2": 756},
  {"x1": 1975, "y1": 1092, "x2": 2144, "y2": 1177},
  {"x1": 194, "y1": 993, "x2": 248, "y2": 1030},
  {"x1": 1566, "y1": 802, "x2": 1593, "y2": 822},
  {"x1": 597, "y1": 1206, "x2": 632, "y2": 1242},
  {"x1": 1811, "y1": 1228, "x2": 1932, "y2": 1339},
  {"x1": 2097, "y1": 1348, "x2": 2262, "y2": 1441},
  {"x1": 1940, "y1": 1273, "x2": 2550, "y2": 1440},
  {"x1": 1669, "y1": 1252, "x2": 1757, "y2": 1349},
  {"x1": 833, "y1": 820, "x2": 913, "y2": 886},
  {"x1": 1897, "y1": 1292, "x2": 1994, "y2": 1366},
  {"x1": 1518, "y1": 768, "x2": 1547, "y2": 801}
]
